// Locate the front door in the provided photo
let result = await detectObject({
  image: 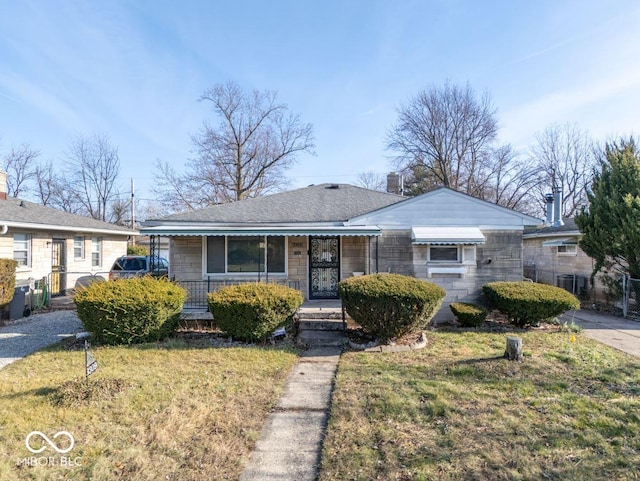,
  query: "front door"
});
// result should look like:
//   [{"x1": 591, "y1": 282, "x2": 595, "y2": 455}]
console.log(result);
[
  {"x1": 51, "y1": 239, "x2": 66, "y2": 296},
  {"x1": 309, "y1": 236, "x2": 340, "y2": 299}
]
